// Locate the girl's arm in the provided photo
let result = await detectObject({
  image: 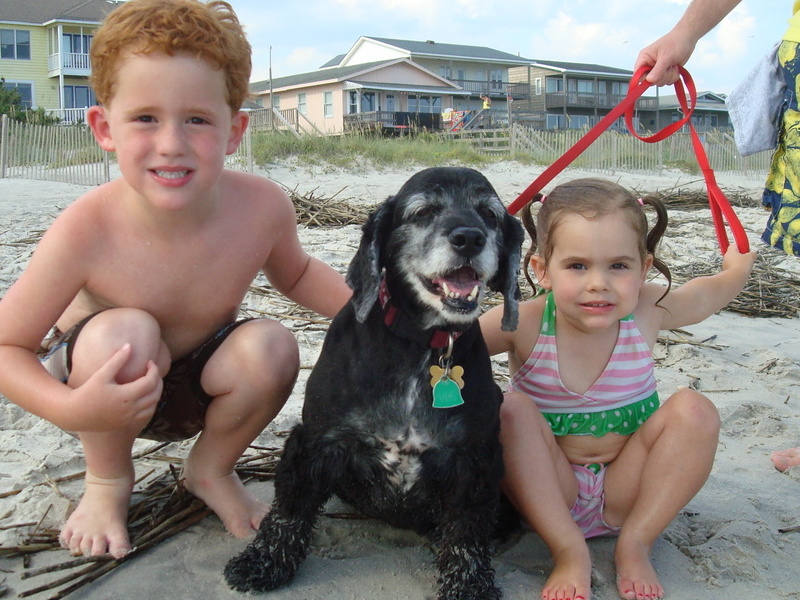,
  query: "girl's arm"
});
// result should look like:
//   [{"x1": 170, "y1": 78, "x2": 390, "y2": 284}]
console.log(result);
[
  {"x1": 654, "y1": 245, "x2": 756, "y2": 330},
  {"x1": 479, "y1": 303, "x2": 512, "y2": 356}
]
